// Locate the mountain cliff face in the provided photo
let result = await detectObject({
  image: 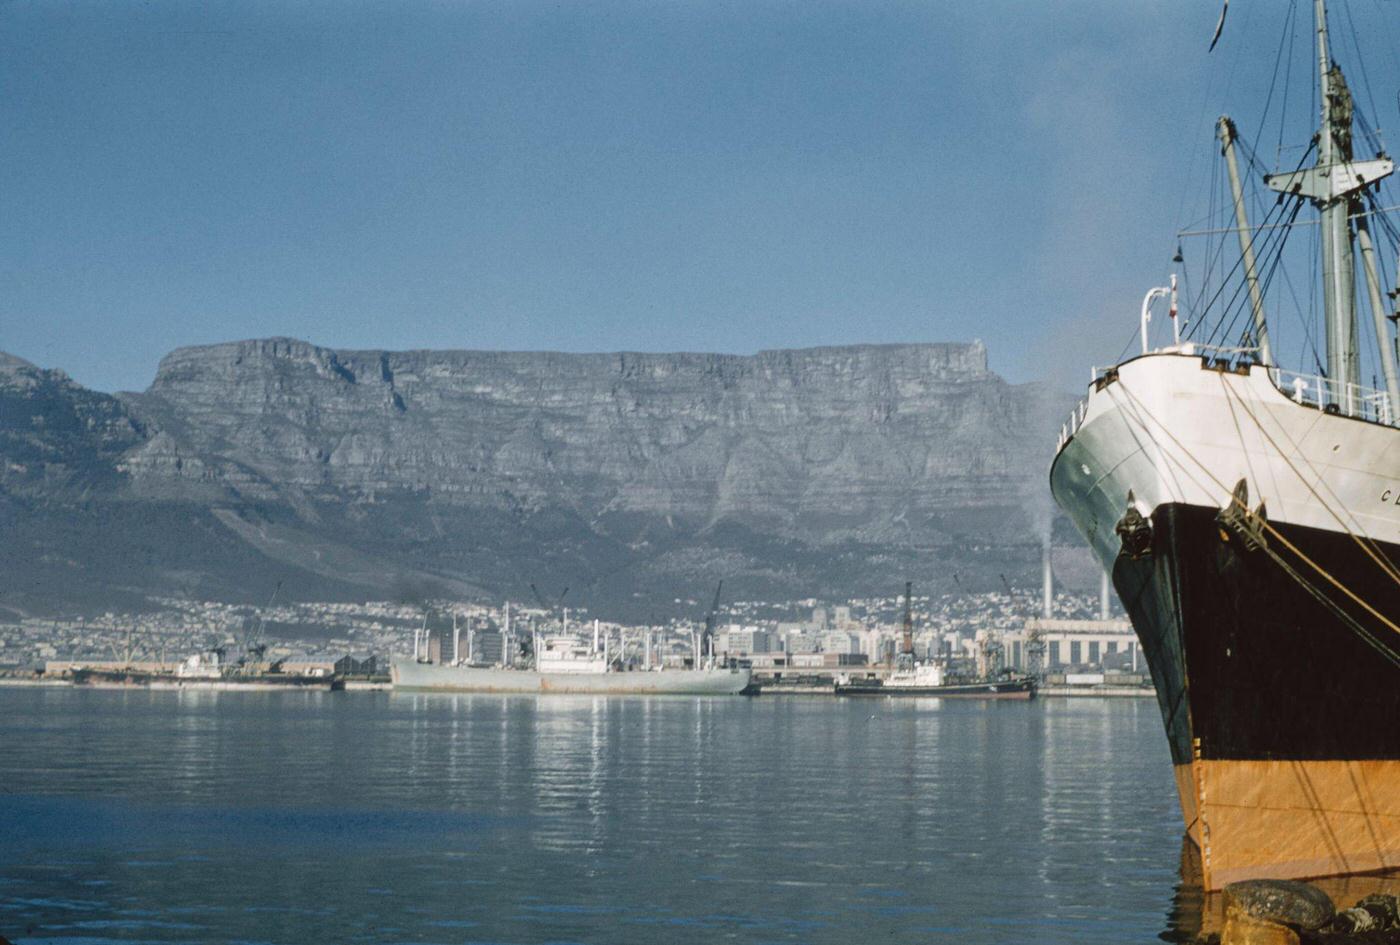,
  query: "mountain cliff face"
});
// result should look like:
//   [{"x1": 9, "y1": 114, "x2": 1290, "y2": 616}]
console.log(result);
[
  {"x1": 0, "y1": 353, "x2": 145, "y2": 495},
  {"x1": 0, "y1": 339, "x2": 1074, "y2": 617}
]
